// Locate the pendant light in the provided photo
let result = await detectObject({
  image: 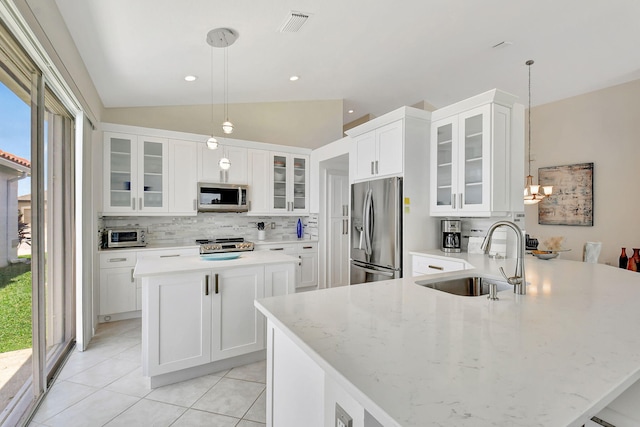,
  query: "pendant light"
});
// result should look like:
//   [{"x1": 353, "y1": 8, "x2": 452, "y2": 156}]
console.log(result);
[
  {"x1": 206, "y1": 37, "x2": 218, "y2": 150},
  {"x1": 523, "y1": 59, "x2": 552, "y2": 205},
  {"x1": 207, "y1": 28, "x2": 237, "y2": 135}
]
